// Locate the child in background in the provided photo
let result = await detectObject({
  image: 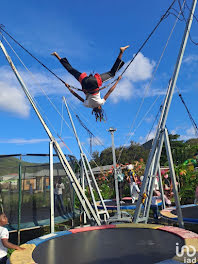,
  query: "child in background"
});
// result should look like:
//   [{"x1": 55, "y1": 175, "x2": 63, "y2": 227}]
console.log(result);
[
  {"x1": 151, "y1": 192, "x2": 159, "y2": 220},
  {"x1": 0, "y1": 213, "x2": 24, "y2": 264},
  {"x1": 194, "y1": 186, "x2": 198, "y2": 204},
  {"x1": 126, "y1": 166, "x2": 140, "y2": 203},
  {"x1": 117, "y1": 168, "x2": 124, "y2": 200}
]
